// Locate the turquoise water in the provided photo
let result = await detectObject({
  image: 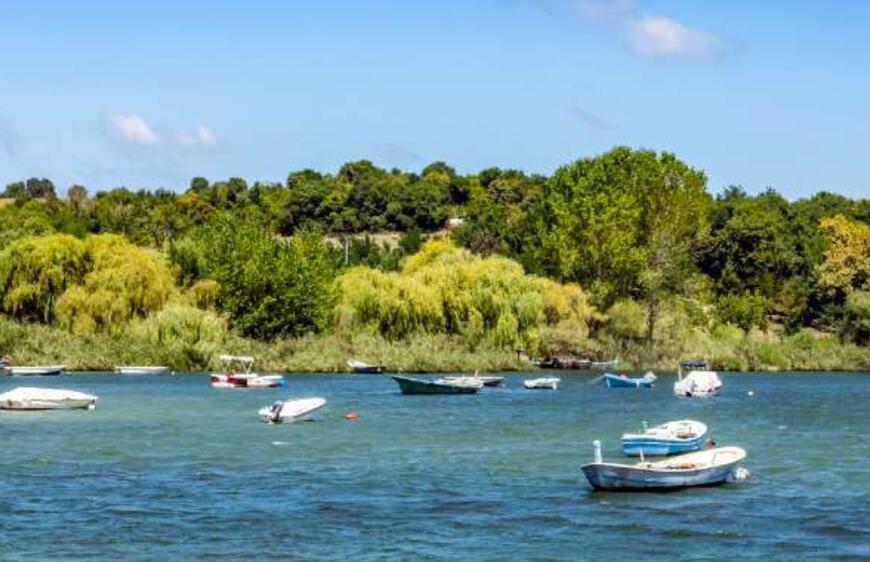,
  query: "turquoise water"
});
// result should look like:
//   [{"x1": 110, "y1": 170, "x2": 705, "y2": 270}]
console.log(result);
[{"x1": 1, "y1": 372, "x2": 868, "y2": 561}]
